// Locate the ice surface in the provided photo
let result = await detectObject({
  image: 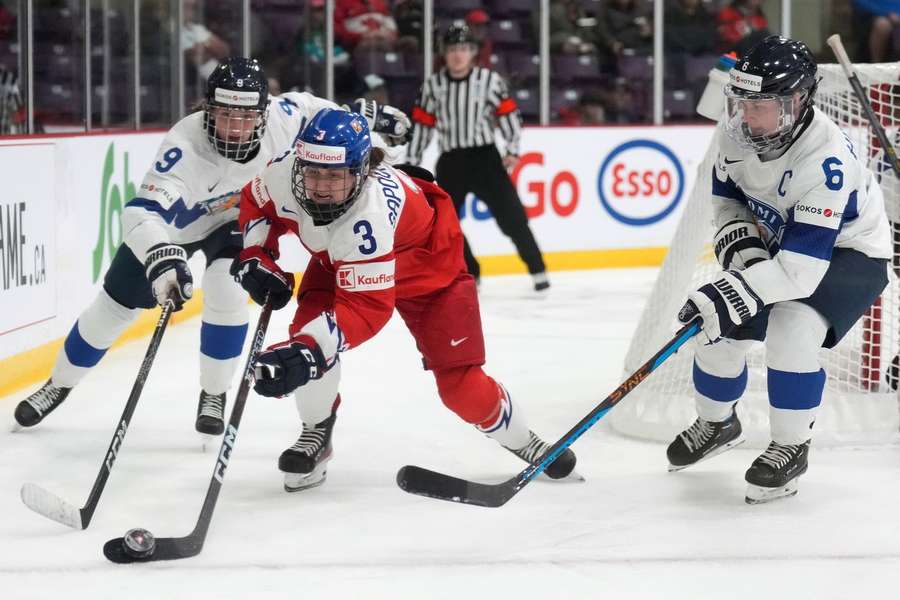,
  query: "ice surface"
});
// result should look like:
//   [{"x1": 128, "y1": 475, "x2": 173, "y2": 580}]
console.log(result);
[{"x1": 2, "y1": 270, "x2": 898, "y2": 599}]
